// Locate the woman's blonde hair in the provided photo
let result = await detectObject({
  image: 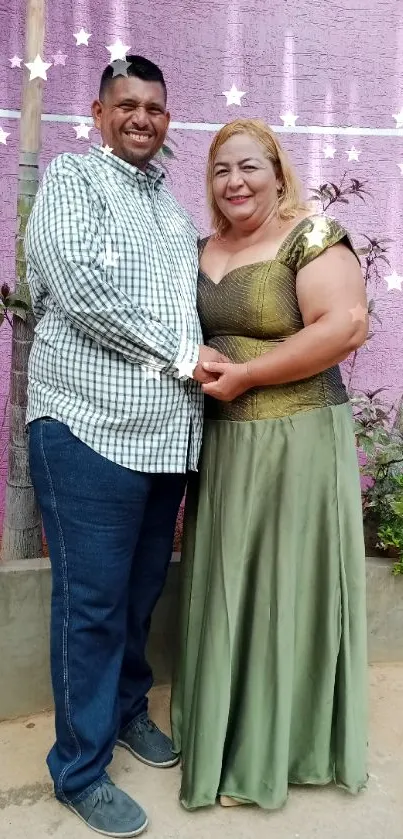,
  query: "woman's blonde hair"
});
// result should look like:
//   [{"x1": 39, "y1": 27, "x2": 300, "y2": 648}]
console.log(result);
[{"x1": 206, "y1": 118, "x2": 308, "y2": 237}]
